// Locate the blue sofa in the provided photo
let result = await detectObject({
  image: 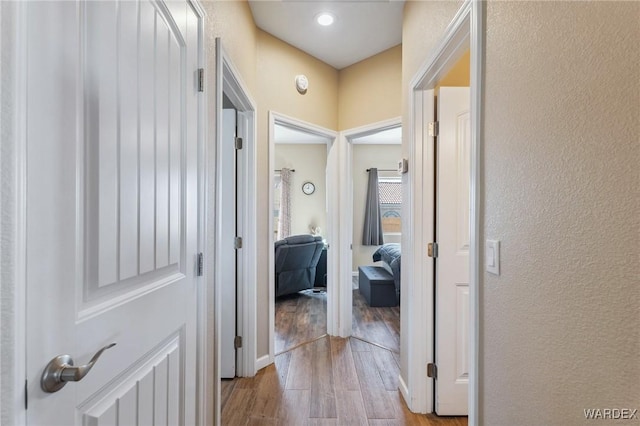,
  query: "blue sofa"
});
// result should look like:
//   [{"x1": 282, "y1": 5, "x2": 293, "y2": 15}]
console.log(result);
[{"x1": 275, "y1": 234, "x2": 324, "y2": 297}]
